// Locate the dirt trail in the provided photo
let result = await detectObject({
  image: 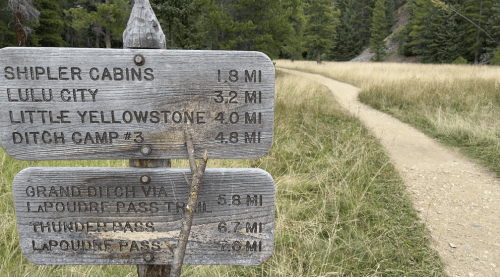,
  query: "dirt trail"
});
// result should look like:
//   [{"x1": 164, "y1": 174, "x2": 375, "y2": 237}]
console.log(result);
[{"x1": 279, "y1": 68, "x2": 500, "y2": 277}]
